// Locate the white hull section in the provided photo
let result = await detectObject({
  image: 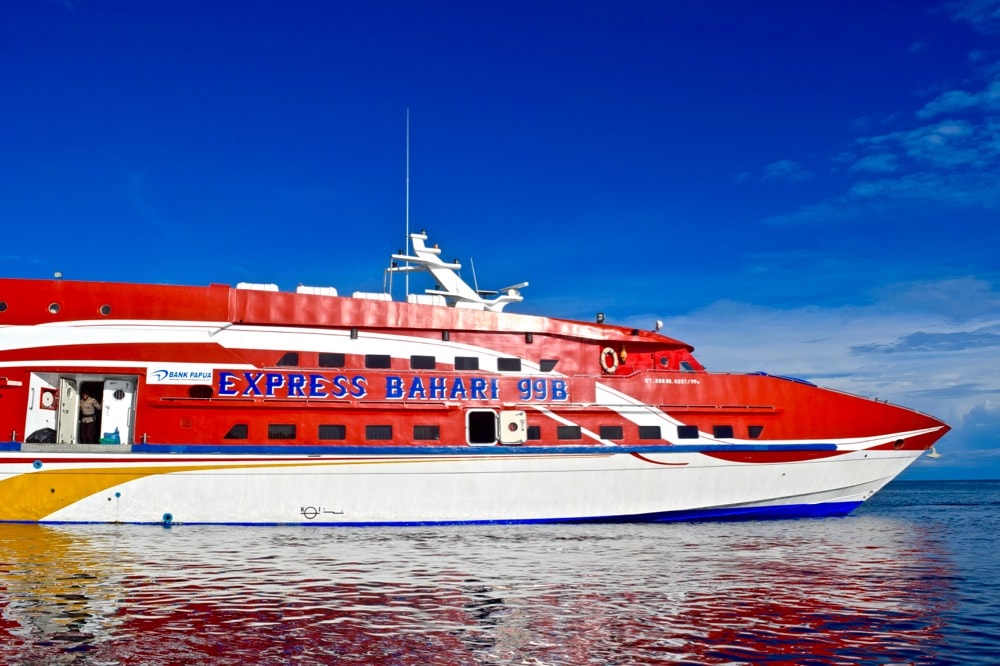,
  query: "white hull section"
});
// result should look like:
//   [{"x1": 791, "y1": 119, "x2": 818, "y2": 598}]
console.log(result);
[{"x1": 0, "y1": 447, "x2": 923, "y2": 525}]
